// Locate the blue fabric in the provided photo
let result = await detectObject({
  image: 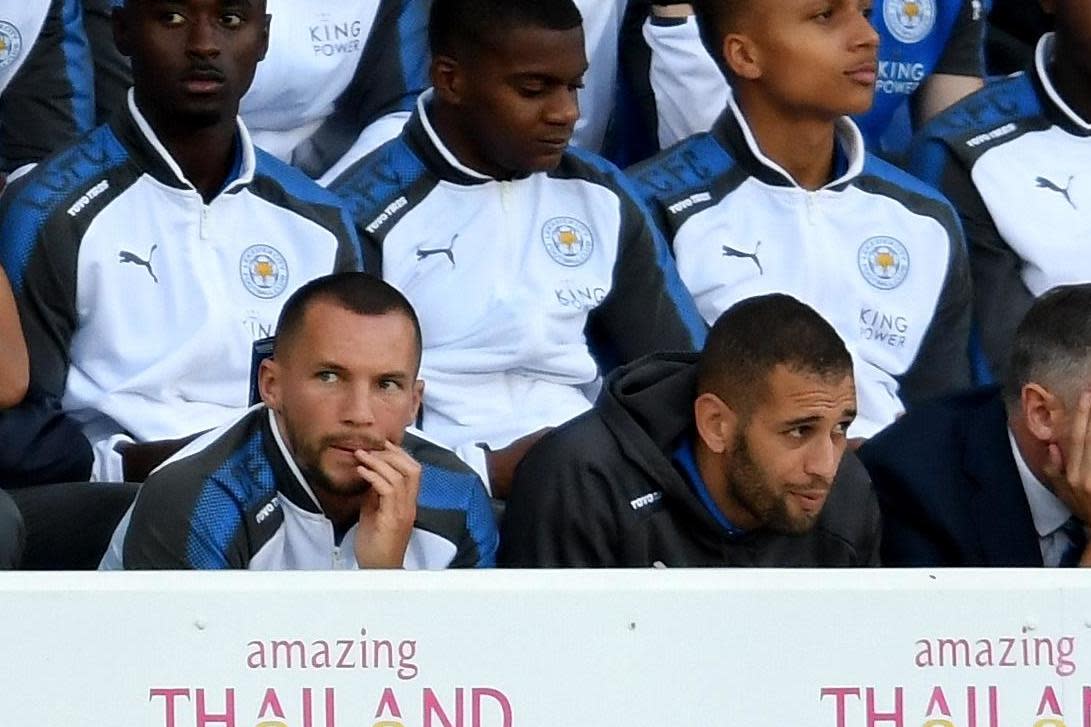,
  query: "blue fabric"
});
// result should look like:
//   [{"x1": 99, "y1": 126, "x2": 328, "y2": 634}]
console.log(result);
[
  {"x1": 60, "y1": 0, "x2": 95, "y2": 134},
  {"x1": 0, "y1": 126, "x2": 129, "y2": 292},
  {"x1": 396, "y1": 0, "x2": 430, "y2": 114},
  {"x1": 187, "y1": 429, "x2": 276, "y2": 568},
  {"x1": 672, "y1": 437, "x2": 742, "y2": 536},
  {"x1": 416, "y1": 465, "x2": 498, "y2": 568},
  {"x1": 329, "y1": 136, "x2": 428, "y2": 224}
]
